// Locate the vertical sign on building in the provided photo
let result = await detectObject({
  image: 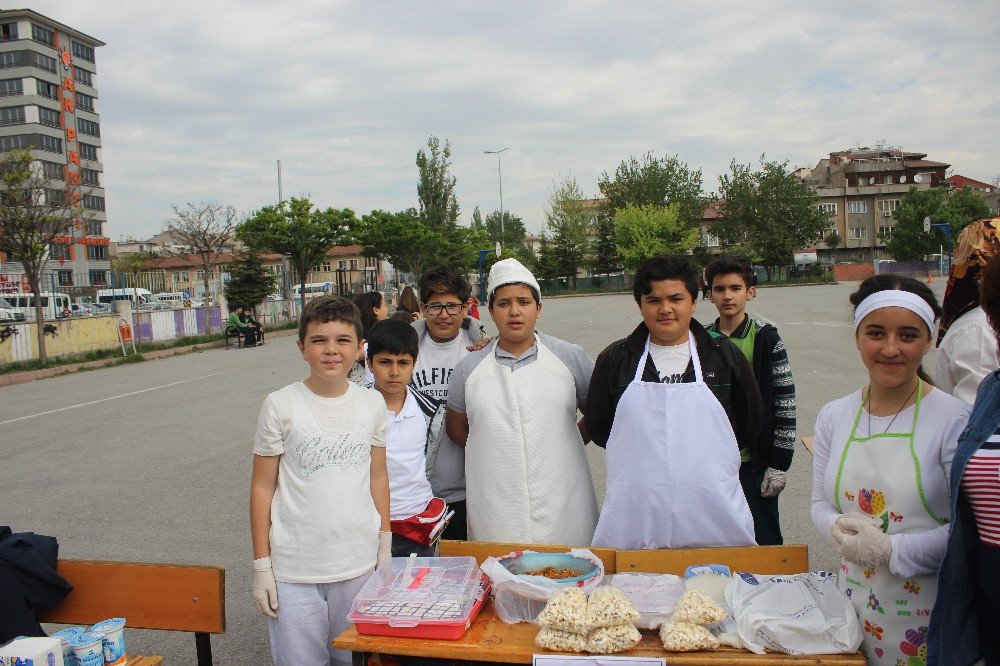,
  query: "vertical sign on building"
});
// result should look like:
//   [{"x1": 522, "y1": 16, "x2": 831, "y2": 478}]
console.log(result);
[{"x1": 55, "y1": 36, "x2": 84, "y2": 244}]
